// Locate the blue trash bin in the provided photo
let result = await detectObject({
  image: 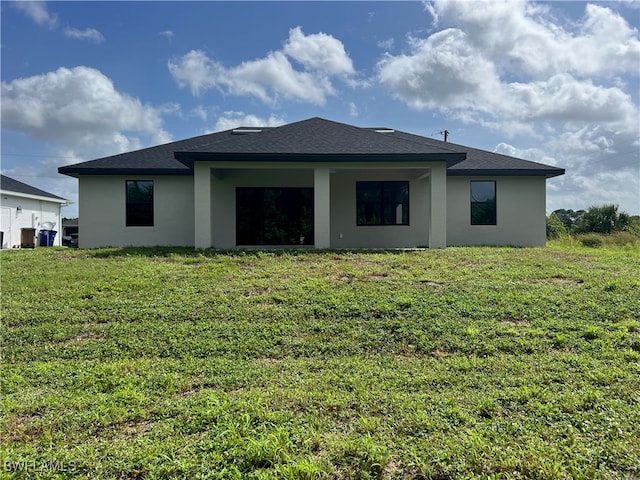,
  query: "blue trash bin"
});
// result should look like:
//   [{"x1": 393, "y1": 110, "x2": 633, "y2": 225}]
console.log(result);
[{"x1": 39, "y1": 230, "x2": 57, "y2": 247}]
